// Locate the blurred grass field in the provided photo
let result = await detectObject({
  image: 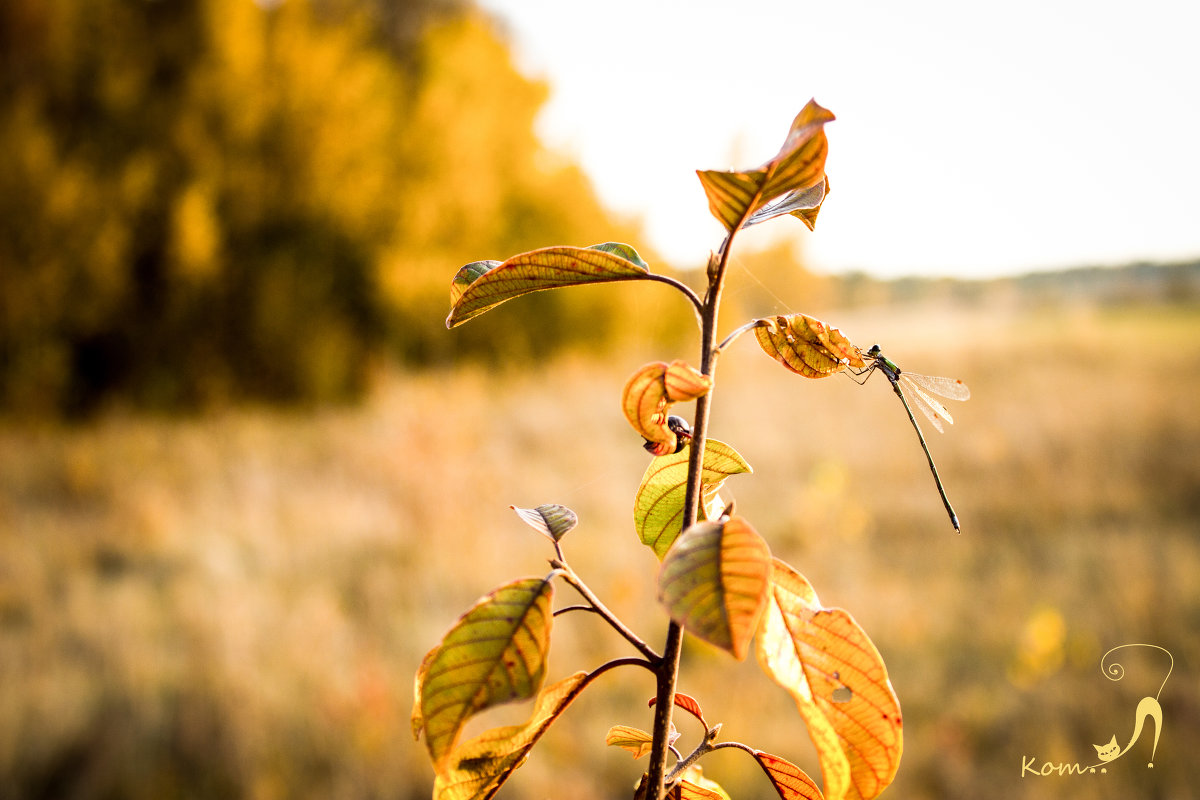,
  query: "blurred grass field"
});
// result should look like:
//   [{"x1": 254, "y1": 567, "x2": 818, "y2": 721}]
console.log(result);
[{"x1": 2, "y1": 299, "x2": 1199, "y2": 800}]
